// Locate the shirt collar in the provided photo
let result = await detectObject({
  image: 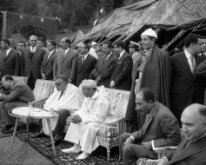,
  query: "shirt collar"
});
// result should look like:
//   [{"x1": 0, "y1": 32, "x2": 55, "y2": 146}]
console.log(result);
[
  {"x1": 30, "y1": 46, "x2": 37, "y2": 52},
  {"x1": 6, "y1": 47, "x2": 12, "y2": 55},
  {"x1": 184, "y1": 49, "x2": 192, "y2": 59},
  {"x1": 119, "y1": 50, "x2": 125, "y2": 59},
  {"x1": 65, "y1": 48, "x2": 70, "y2": 55}
]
